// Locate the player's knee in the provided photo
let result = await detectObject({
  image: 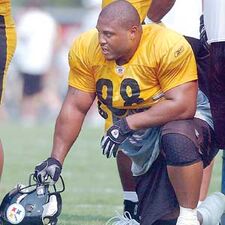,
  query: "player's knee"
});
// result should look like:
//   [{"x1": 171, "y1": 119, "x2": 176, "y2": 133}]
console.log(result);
[{"x1": 161, "y1": 133, "x2": 201, "y2": 166}]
